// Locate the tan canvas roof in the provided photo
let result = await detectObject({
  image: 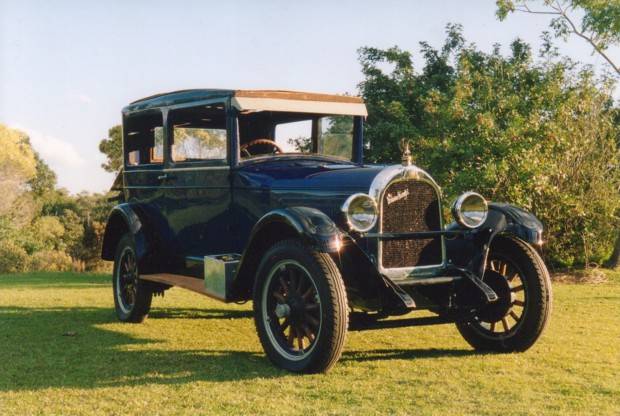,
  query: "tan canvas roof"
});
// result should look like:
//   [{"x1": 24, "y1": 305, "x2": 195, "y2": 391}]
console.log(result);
[{"x1": 231, "y1": 89, "x2": 367, "y2": 116}]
